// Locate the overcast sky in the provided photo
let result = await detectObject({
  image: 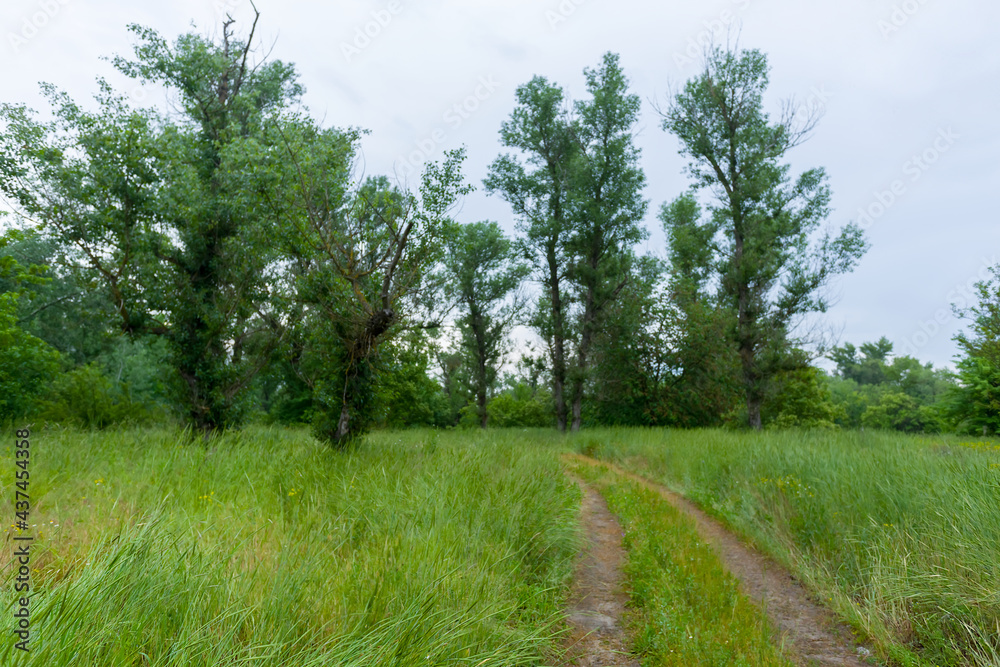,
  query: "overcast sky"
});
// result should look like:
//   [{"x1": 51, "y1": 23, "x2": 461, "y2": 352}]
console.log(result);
[{"x1": 3, "y1": 0, "x2": 997, "y2": 370}]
